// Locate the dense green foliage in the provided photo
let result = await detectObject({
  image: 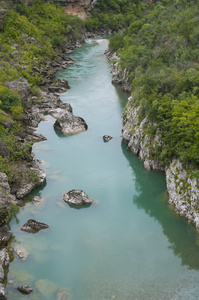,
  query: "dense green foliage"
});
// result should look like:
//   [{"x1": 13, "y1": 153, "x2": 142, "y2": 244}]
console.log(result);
[
  {"x1": 109, "y1": 0, "x2": 199, "y2": 168},
  {"x1": 0, "y1": 0, "x2": 85, "y2": 183},
  {"x1": 85, "y1": 0, "x2": 143, "y2": 31},
  {"x1": 0, "y1": 1, "x2": 85, "y2": 86}
]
